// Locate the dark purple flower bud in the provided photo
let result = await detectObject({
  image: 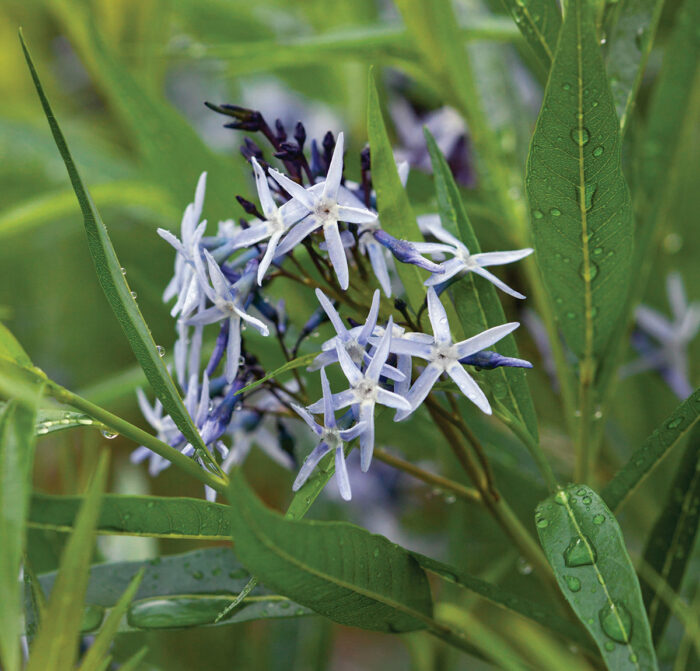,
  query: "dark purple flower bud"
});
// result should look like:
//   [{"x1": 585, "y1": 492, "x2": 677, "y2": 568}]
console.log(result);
[
  {"x1": 373, "y1": 230, "x2": 444, "y2": 273},
  {"x1": 200, "y1": 378, "x2": 247, "y2": 445},
  {"x1": 459, "y1": 350, "x2": 533, "y2": 370},
  {"x1": 275, "y1": 119, "x2": 287, "y2": 143},
  {"x1": 322, "y1": 131, "x2": 335, "y2": 168},
  {"x1": 252, "y1": 294, "x2": 280, "y2": 324},
  {"x1": 236, "y1": 196, "x2": 264, "y2": 220},
  {"x1": 274, "y1": 141, "x2": 302, "y2": 162},
  {"x1": 310, "y1": 139, "x2": 322, "y2": 177},
  {"x1": 204, "y1": 102, "x2": 267, "y2": 132},
  {"x1": 294, "y1": 122, "x2": 306, "y2": 150},
  {"x1": 293, "y1": 304, "x2": 331, "y2": 356},
  {"x1": 276, "y1": 420, "x2": 297, "y2": 466},
  {"x1": 360, "y1": 145, "x2": 371, "y2": 171},
  {"x1": 240, "y1": 138, "x2": 264, "y2": 162}
]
